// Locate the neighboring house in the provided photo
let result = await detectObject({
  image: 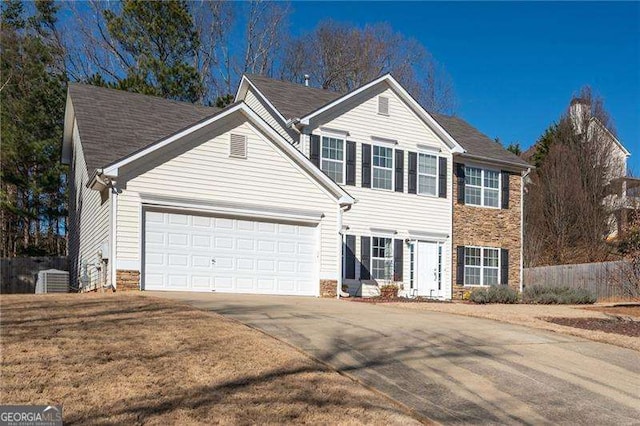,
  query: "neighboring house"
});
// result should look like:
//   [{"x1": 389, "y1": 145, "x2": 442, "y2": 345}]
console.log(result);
[
  {"x1": 523, "y1": 98, "x2": 637, "y2": 240},
  {"x1": 62, "y1": 74, "x2": 531, "y2": 298}
]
